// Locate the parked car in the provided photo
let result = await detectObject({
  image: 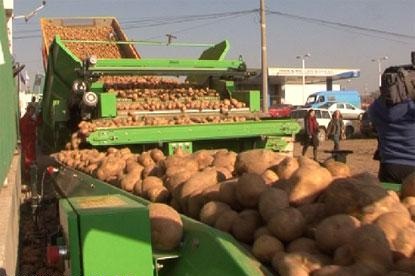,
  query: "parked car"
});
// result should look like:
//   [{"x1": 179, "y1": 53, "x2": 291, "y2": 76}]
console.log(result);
[
  {"x1": 291, "y1": 108, "x2": 355, "y2": 142},
  {"x1": 318, "y1": 102, "x2": 365, "y2": 120},
  {"x1": 268, "y1": 104, "x2": 292, "y2": 118},
  {"x1": 360, "y1": 111, "x2": 377, "y2": 137}
]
